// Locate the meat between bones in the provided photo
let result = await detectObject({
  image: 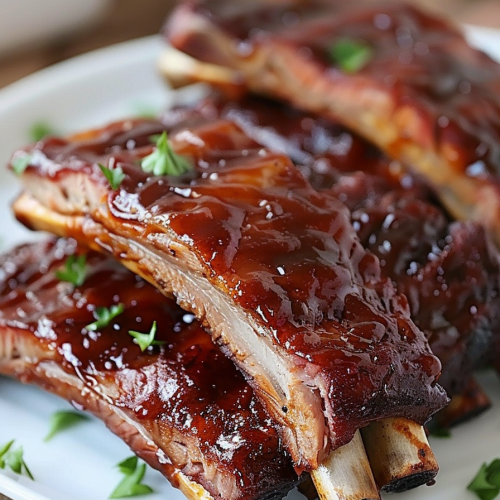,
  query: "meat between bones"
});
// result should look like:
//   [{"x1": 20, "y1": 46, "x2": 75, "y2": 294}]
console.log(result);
[{"x1": 159, "y1": 94, "x2": 500, "y2": 418}]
